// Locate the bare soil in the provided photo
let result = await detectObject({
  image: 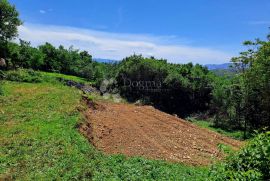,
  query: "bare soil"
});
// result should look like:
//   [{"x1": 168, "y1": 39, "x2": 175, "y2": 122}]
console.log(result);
[{"x1": 80, "y1": 101, "x2": 243, "y2": 166}]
